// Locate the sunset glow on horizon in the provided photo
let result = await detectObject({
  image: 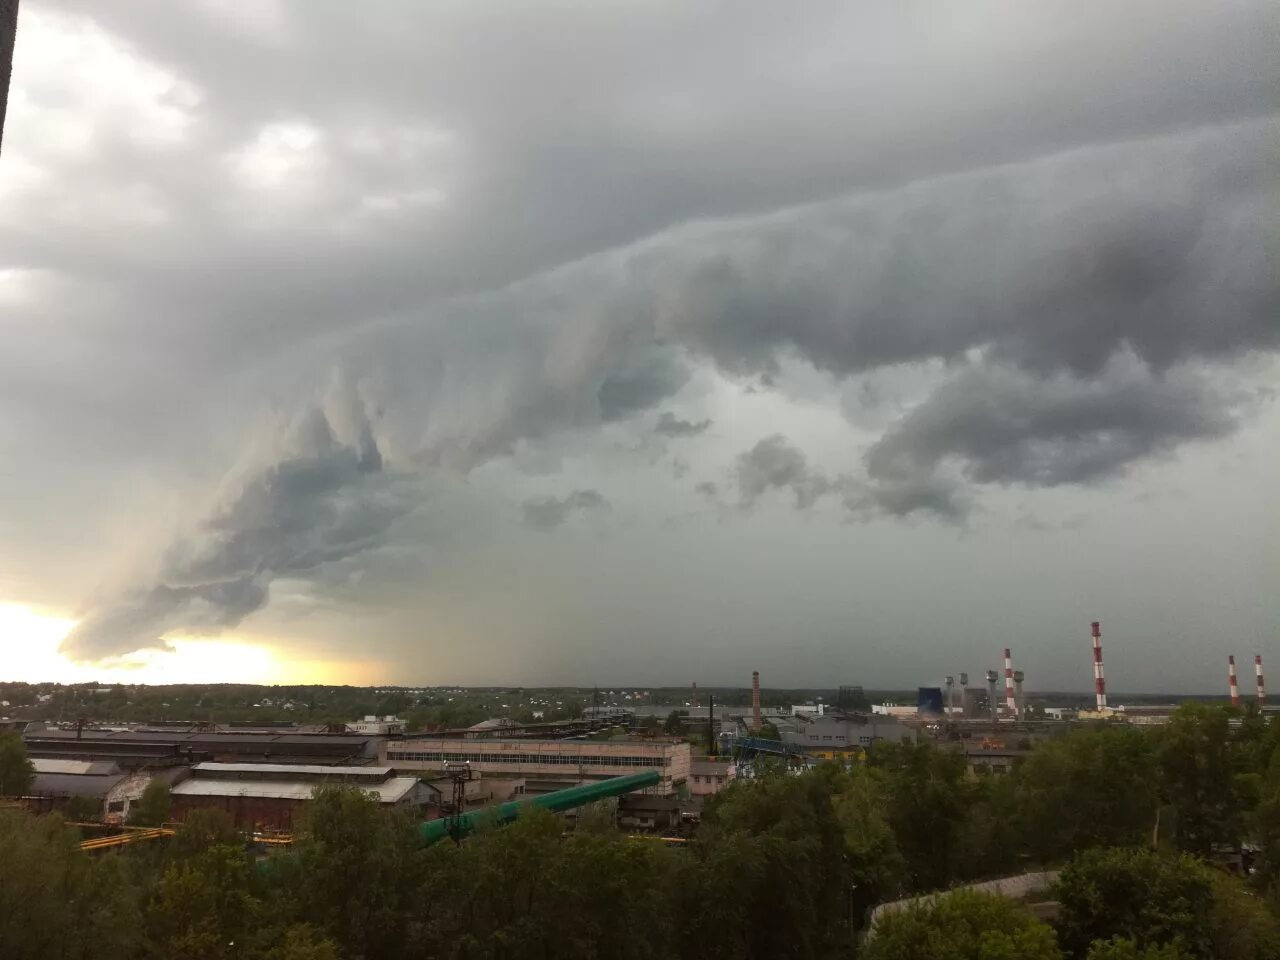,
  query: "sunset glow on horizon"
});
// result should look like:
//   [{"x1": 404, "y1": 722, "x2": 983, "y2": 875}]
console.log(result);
[{"x1": 0, "y1": 603, "x2": 379, "y2": 686}]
